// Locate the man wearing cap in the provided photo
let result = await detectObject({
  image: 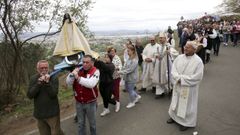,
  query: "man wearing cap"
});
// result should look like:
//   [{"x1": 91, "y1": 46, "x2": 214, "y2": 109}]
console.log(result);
[
  {"x1": 152, "y1": 33, "x2": 178, "y2": 98},
  {"x1": 167, "y1": 41, "x2": 204, "y2": 131},
  {"x1": 140, "y1": 36, "x2": 160, "y2": 93}
]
